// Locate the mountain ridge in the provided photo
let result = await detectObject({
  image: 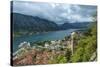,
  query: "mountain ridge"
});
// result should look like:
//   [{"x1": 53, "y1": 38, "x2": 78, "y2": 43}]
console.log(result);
[
  {"x1": 12, "y1": 13, "x2": 90, "y2": 33},
  {"x1": 12, "y1": 13, "x2": 59, "y2": 32}
]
